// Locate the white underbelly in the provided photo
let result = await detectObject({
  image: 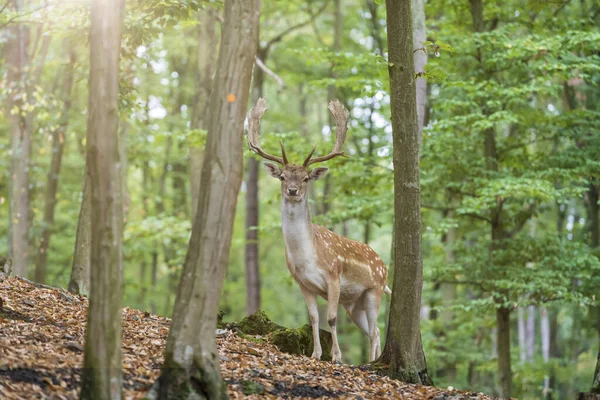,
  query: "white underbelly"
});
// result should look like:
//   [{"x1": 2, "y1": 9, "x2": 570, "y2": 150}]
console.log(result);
[{"x1": 339, "y1": 276, "x2": 367, "y2": 304}]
